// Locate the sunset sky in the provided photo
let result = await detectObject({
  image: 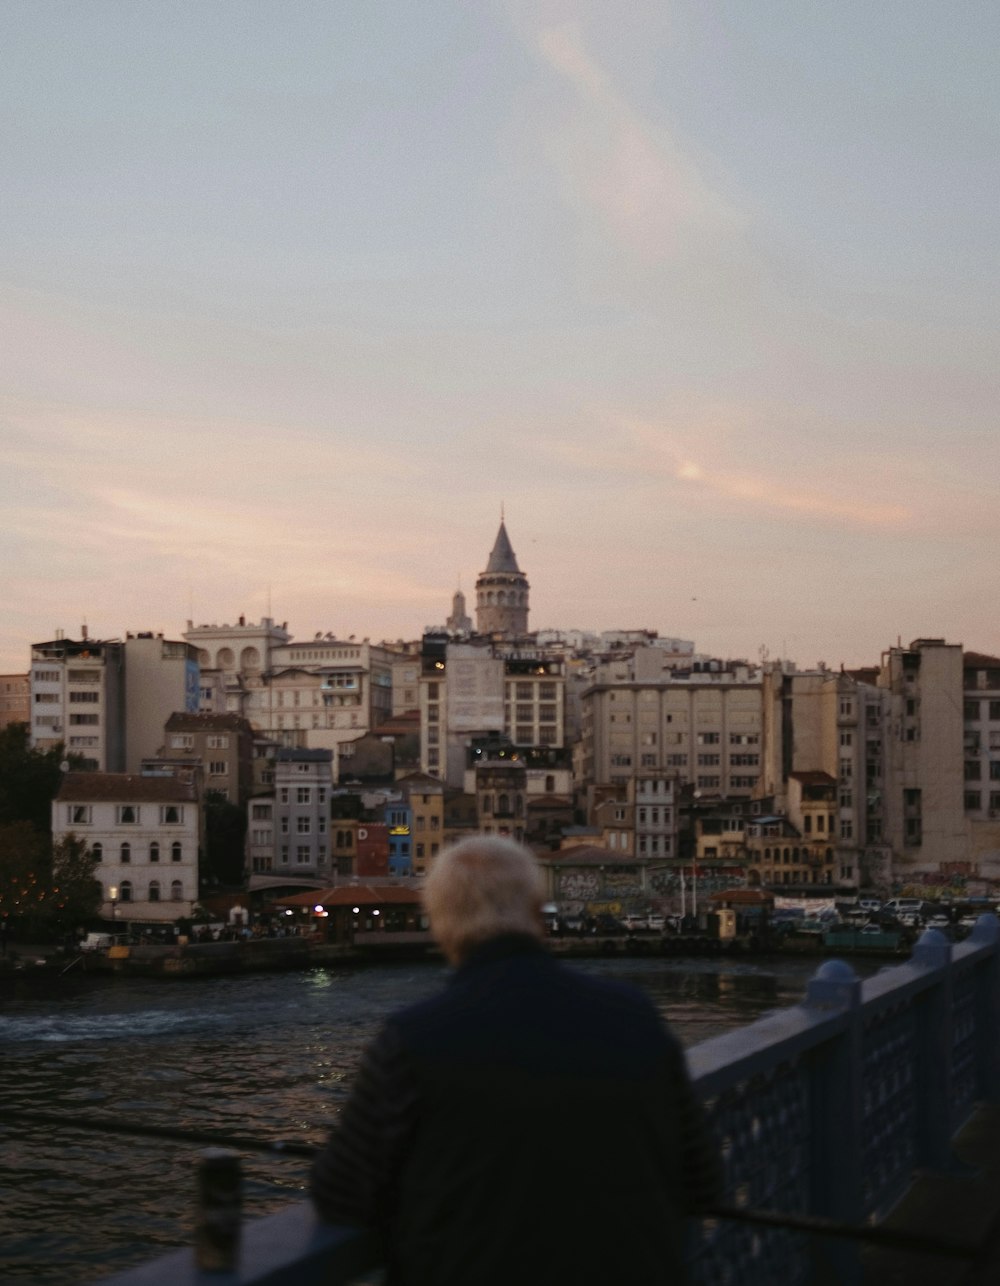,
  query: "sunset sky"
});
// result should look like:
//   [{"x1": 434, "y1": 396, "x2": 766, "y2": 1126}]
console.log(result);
[{"x1": 3, "y1": 1, "x2": 998, "y2": 674}]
